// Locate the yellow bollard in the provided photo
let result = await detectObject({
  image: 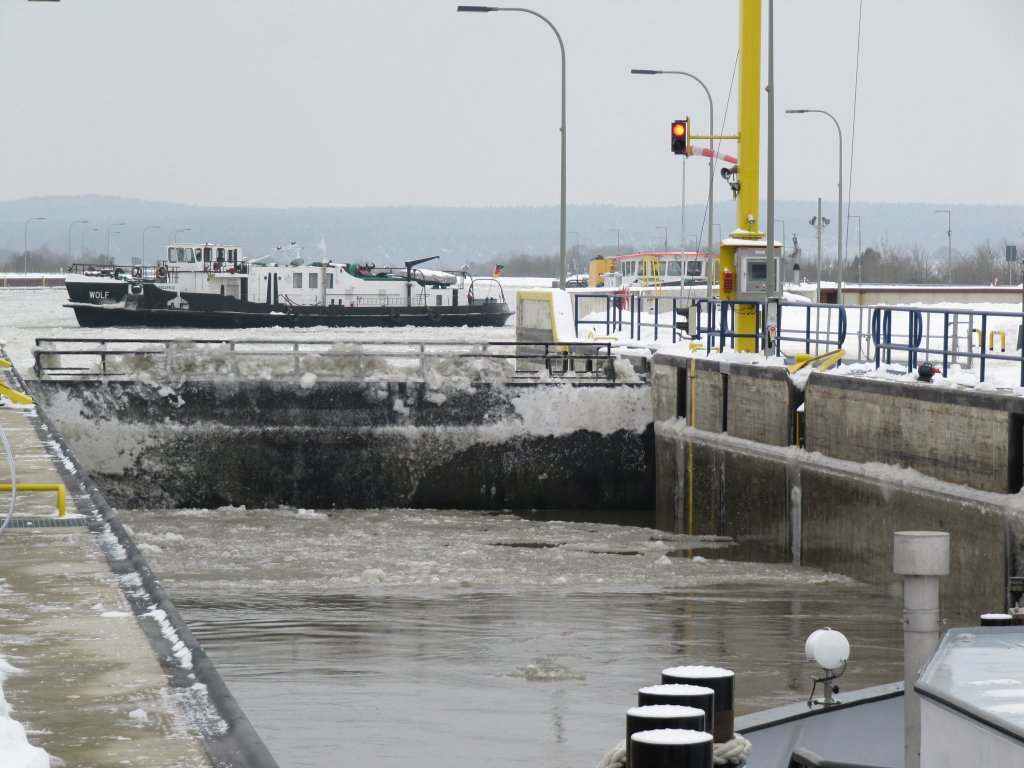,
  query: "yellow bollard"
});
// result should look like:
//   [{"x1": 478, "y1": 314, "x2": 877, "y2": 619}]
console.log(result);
[
  {"x1": 0, "y1": 484, "x2": 66, "y2": 517},
  {"x1": 989, "y1": 330, "x2": 1006, "y2": 352}
]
